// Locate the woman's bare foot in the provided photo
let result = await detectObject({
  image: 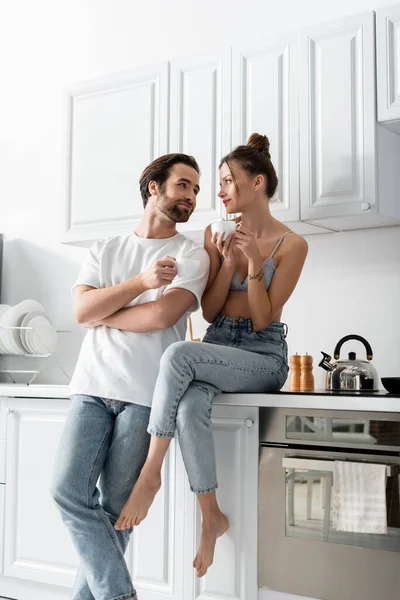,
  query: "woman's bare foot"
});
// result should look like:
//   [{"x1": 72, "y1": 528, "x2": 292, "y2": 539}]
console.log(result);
[
  {"x1": 114, "y1": 472, "x2": 161, "y2": 530},
  {"x1": 193, "y1": 511, "x2": 229, "y2": 577}
]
